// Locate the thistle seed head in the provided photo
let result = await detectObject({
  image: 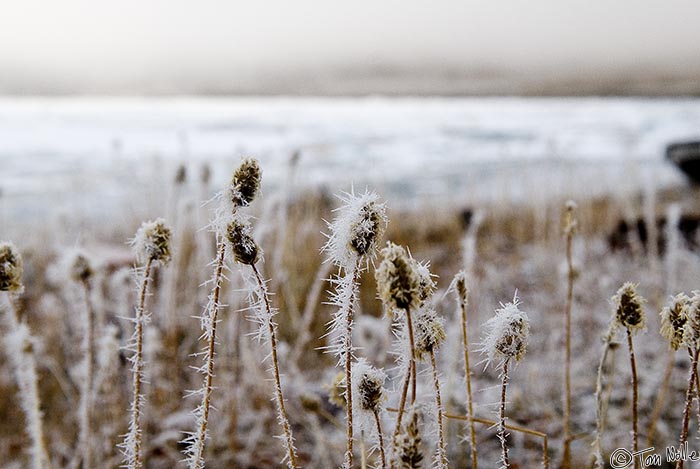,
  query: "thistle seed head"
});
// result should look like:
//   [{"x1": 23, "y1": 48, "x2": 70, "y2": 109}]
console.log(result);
[
  {"x1": 326, "y1": 372, "x2": 347, "y2": 408},
  {"x1": 414, "y1": 260, "x2": 436, "y2": 304},
  {"x1": 481, "y1": 294, "x2": 530, "y2": 364},
  {"x1": 414, "y1": 308, "x2": 446, "y2": 359},
  {"x1": 453, "y1": 270, "x2": 468, "y2": 306},
  {"x1": 375, "y1": 242, "x2": 420, "y2": 312},
  {"x1": 683, "y1": 292, "x2": 700, "y2": 347},
  {"x1": 175, "y1": 164, "x2": 187, "y2": 185},
  {"x1": 229, "y1": 157, "x2": 261, "y2": 208},
  {"x1": 299, "y1": 393, "x2": 322, "y2": 413},
  {"x1": 132, "y1": 218, "x2": 172, "y2": 265},
  {"x1": 201, "y1": 163, "x2": 211, "y2": 185},
  {"x1": 564, "y1": 199, "x2": 578, "y2": 235},
  {"x1": 612, "y1": 282, "x2": 646, "y2": 332},
  {"x1": 352, "y1": 358, "x2": 386, "y2": 413},
  {"x1": 225, "y1": 218, "x2": 260, "y2": 265},
  {"x1": 323, "y1": 190, "x2": 387, "y2": 268},
  {"x1": 0, "y1": 242, "x2": 23, "y2": 292},
  {"x1": 396, "y1": 407, "x2": 424, "y2": 469},
  {"x1": 69, "y1": 252, "x2": 93, "y2": 283},
  {"x1": 660, "y1": 293, "x2": 690, "y2": 350}
]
